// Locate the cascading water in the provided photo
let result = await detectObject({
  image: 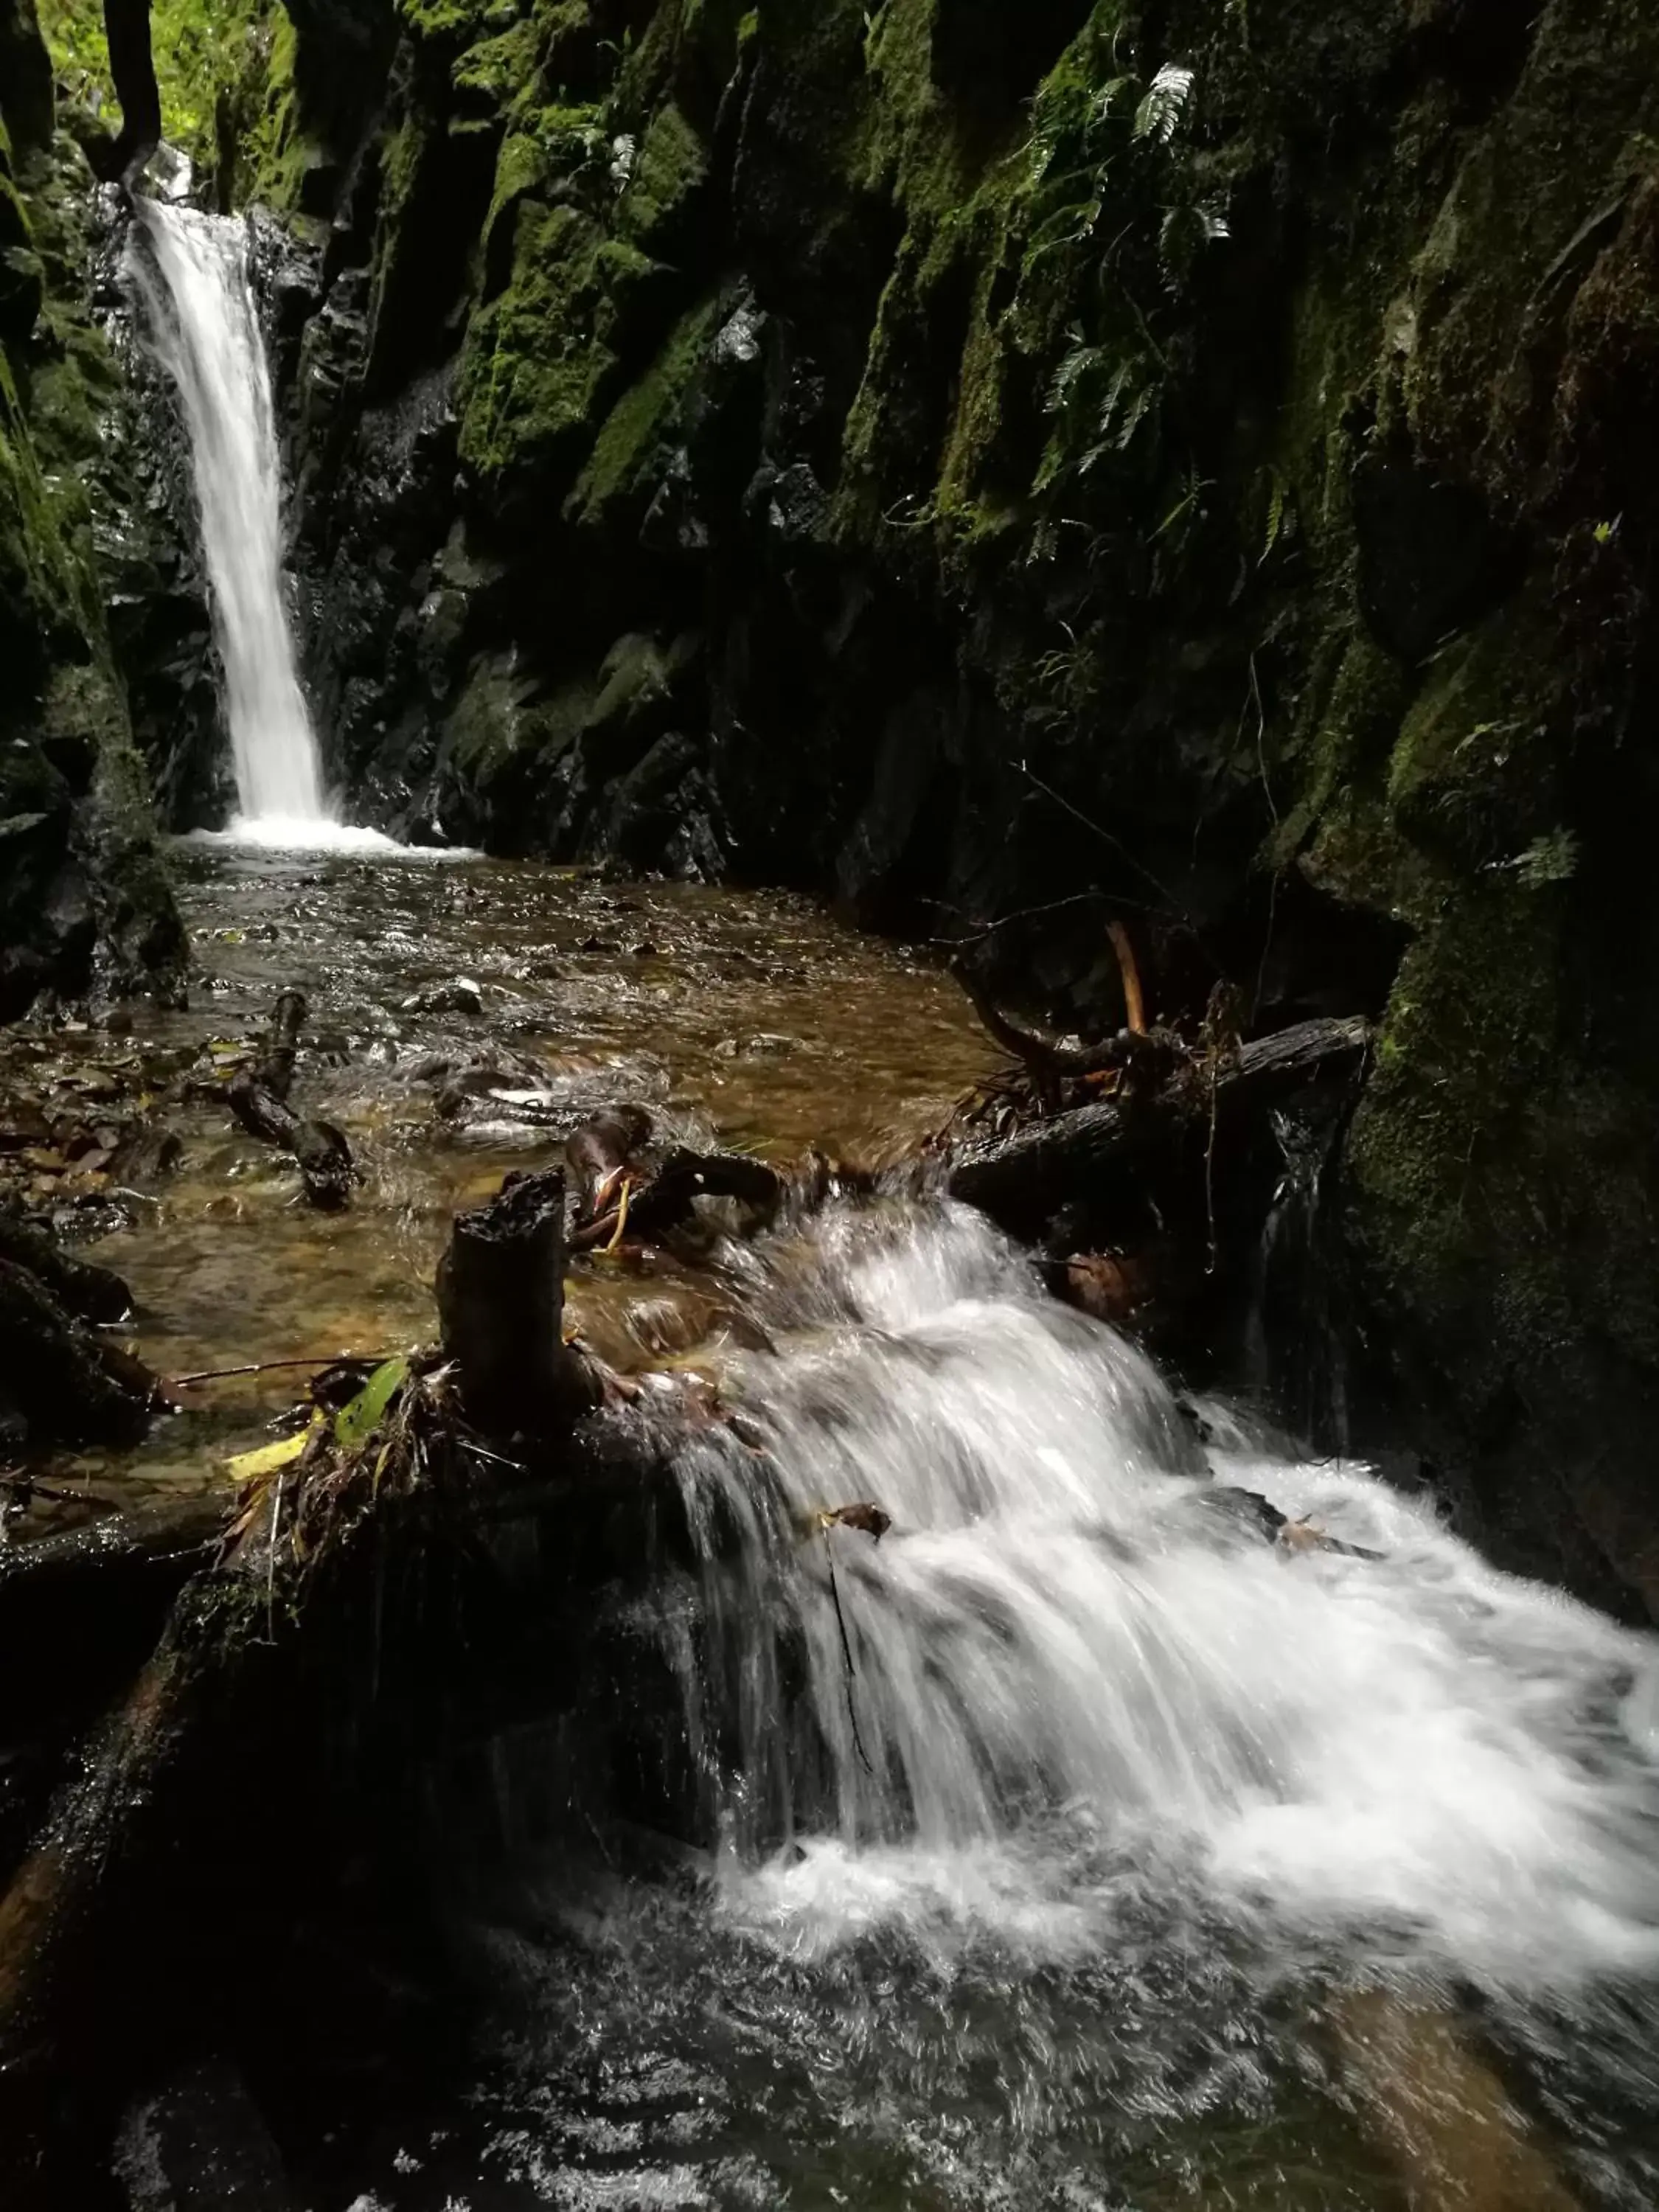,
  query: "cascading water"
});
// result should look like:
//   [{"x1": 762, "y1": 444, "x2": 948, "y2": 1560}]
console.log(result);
[
  {"x1": 663, "y1": 1197, "x2": 1659, "y2": 1986},
  {"x1": 126, "y1": 200, "x2": 350, "y2": 844},
  {"x1": 356, "y1": 1194, "x2": 1659, "y2": 2205}
]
